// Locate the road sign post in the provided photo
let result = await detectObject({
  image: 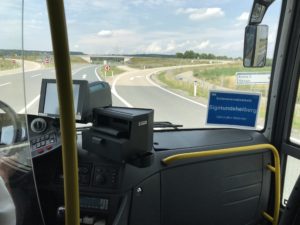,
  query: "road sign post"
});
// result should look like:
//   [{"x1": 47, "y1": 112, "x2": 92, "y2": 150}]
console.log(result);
[
  {"x1": 236, "y1": 72, "x2": 270, "y2": 85},
  {"x1": 104, "y1": 64, "x2": 110, "y2": 79},
  {"x1": 194, "y1": 81, "x2": 197, "y2": 97}
]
